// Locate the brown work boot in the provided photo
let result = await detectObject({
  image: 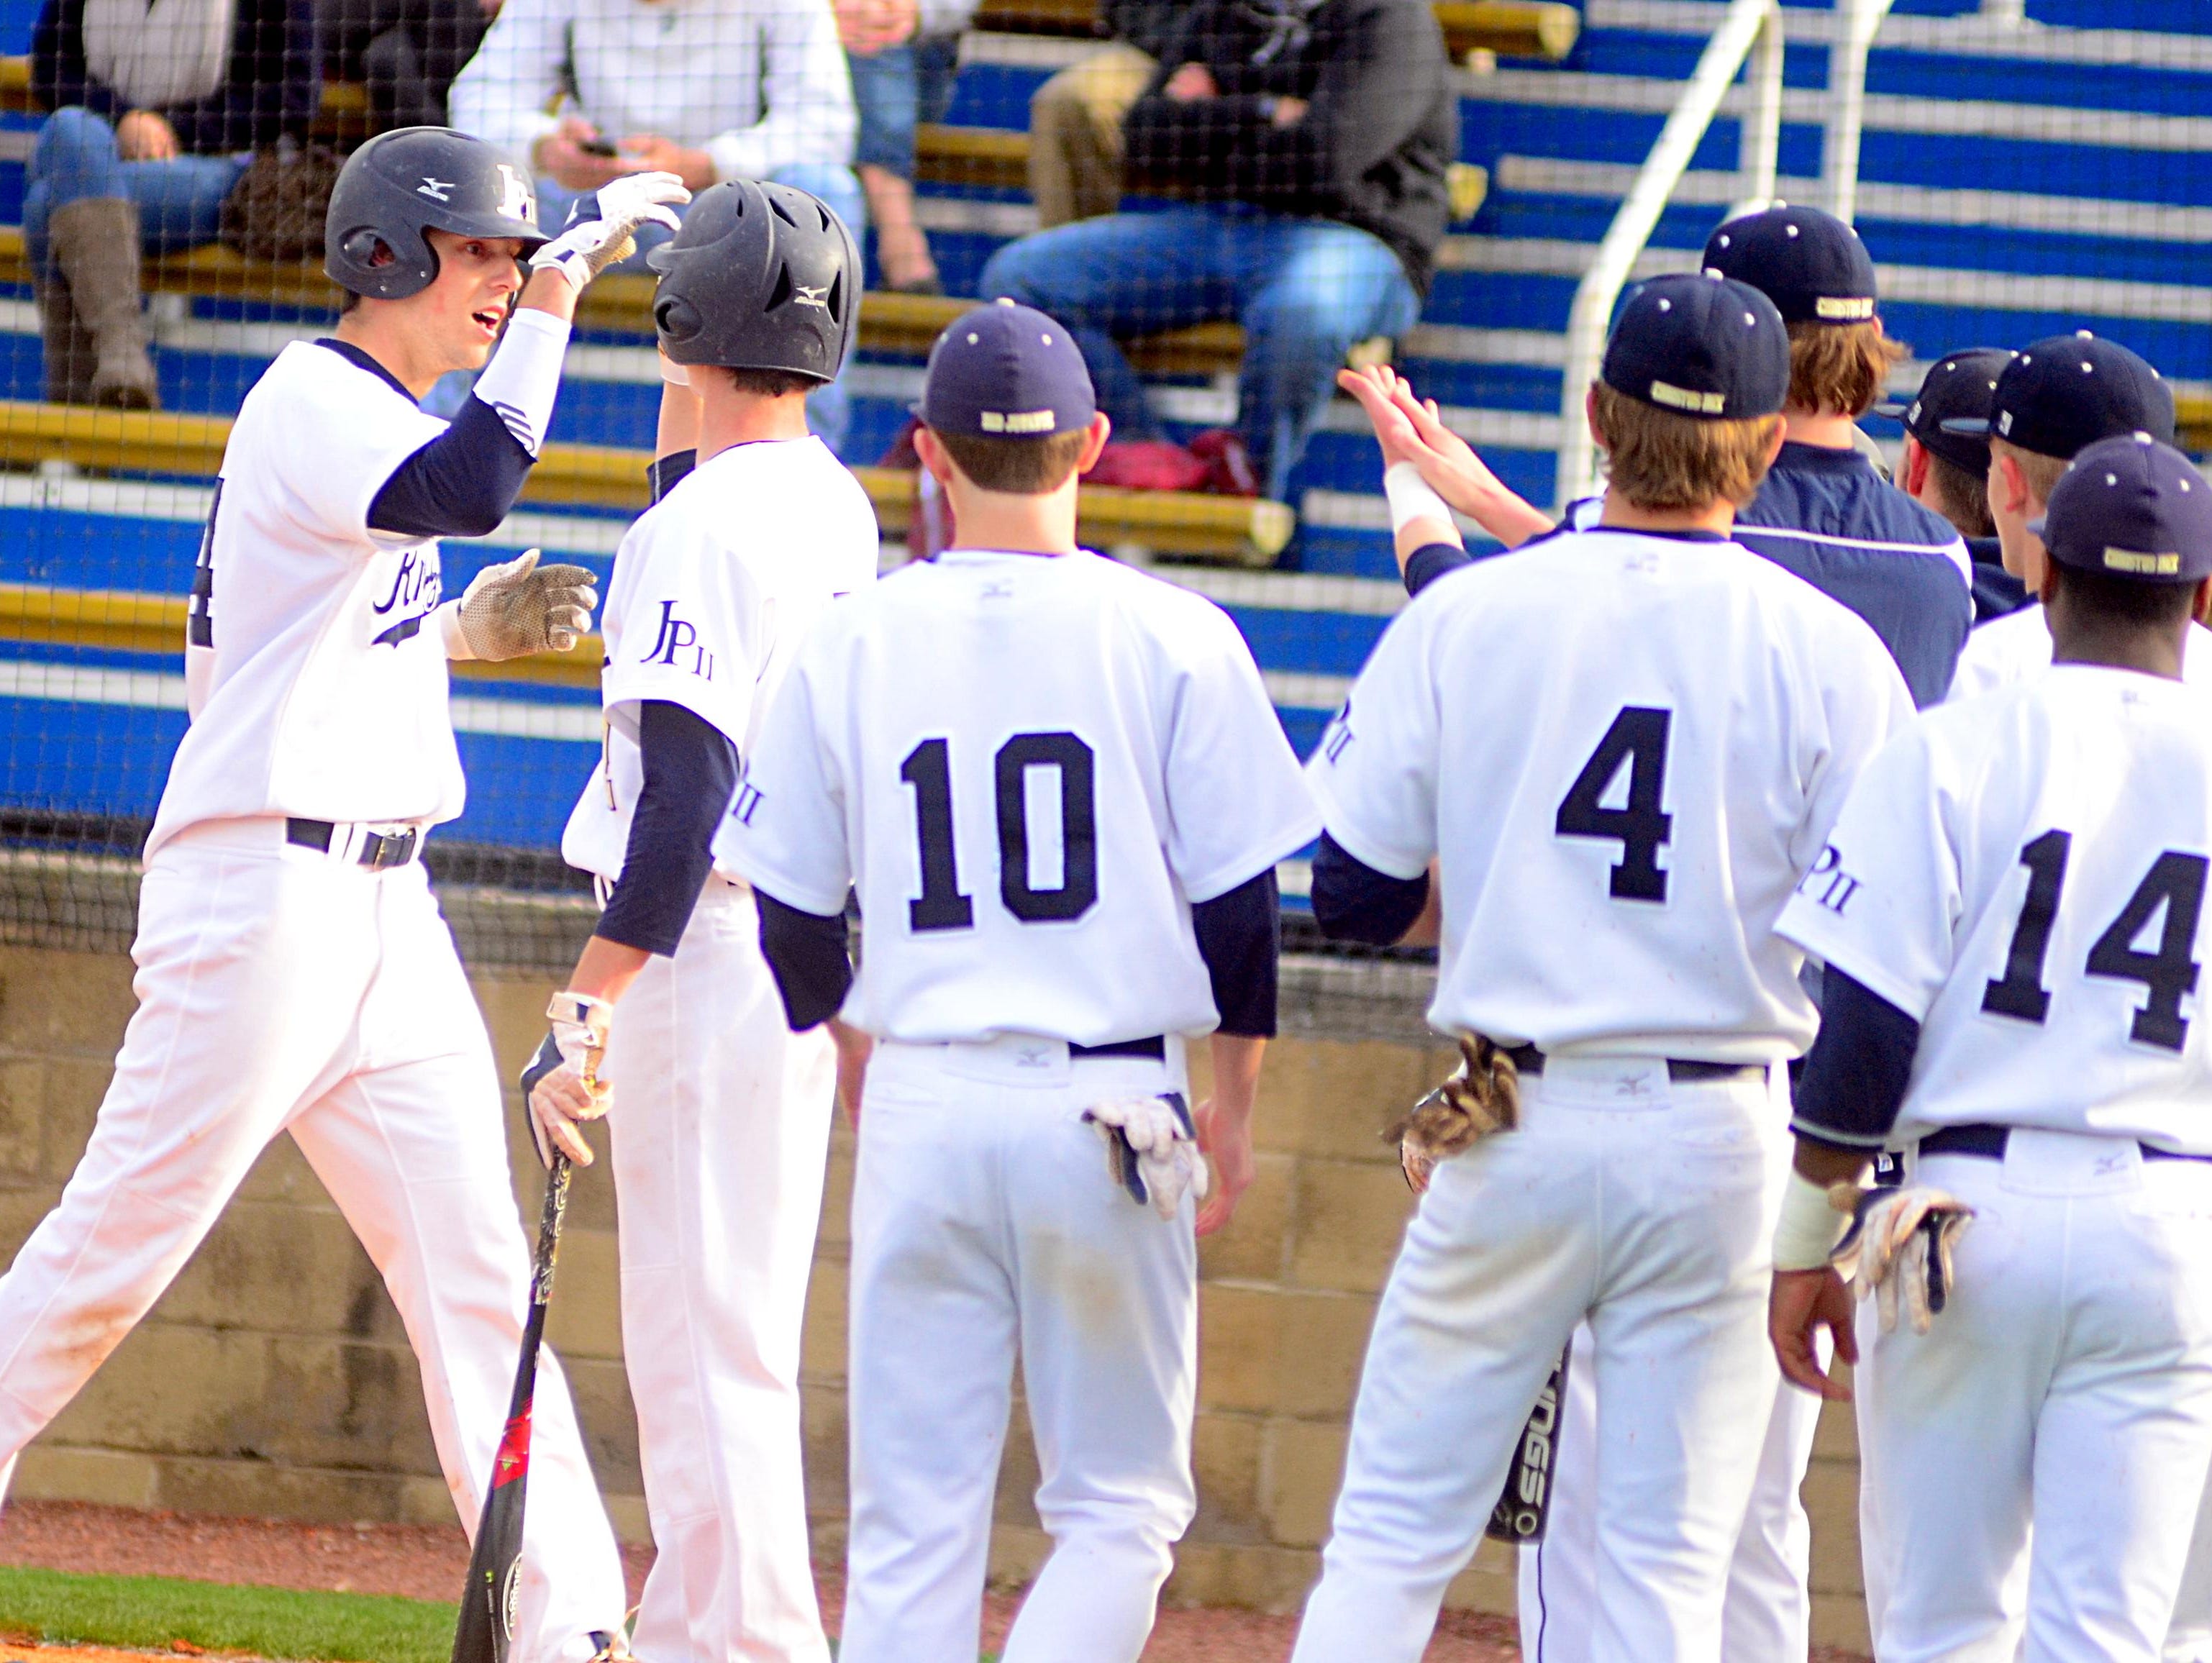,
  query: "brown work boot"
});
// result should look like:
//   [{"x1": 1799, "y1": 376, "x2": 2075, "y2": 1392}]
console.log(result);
[
  {"x1": 47, "y1": 198, "x2": 159, "y2": 410},
  {"x1": 33, "y1": 275, "x2": 96, "y2": 404}
]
